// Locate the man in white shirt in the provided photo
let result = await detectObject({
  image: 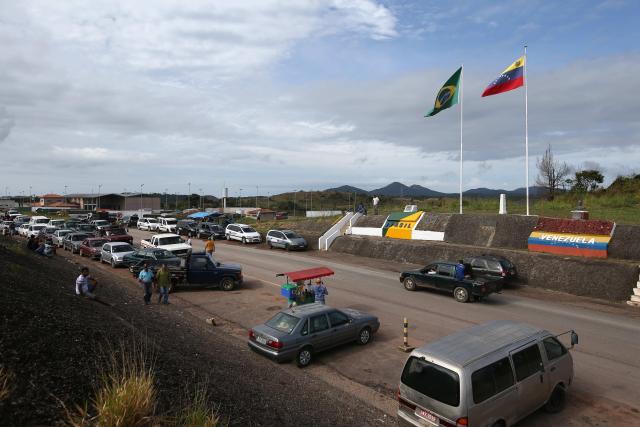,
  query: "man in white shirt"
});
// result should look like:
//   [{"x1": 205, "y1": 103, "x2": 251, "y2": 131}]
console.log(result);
[{"x1": 75, "y1": 267, "x2": 97, "y2": 299}]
